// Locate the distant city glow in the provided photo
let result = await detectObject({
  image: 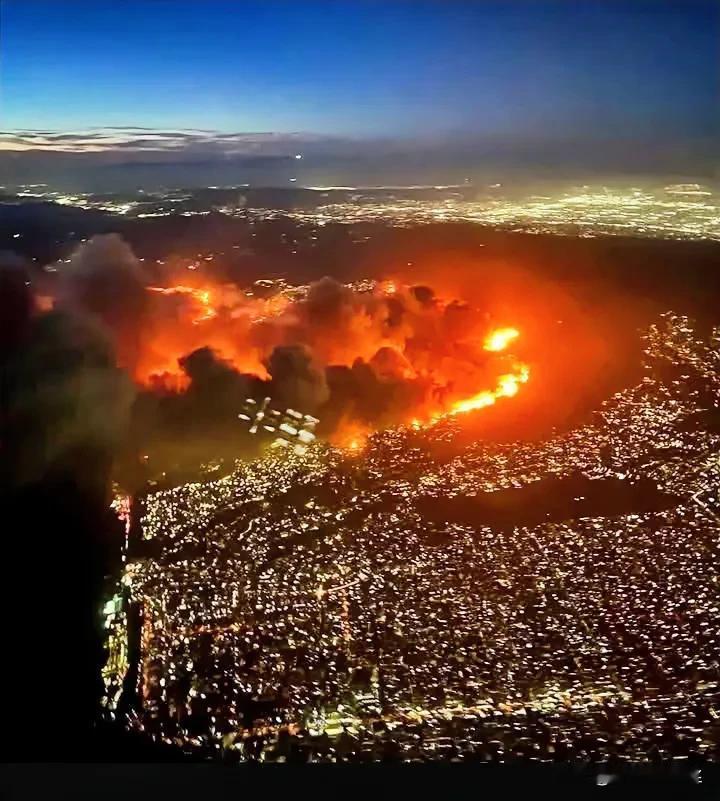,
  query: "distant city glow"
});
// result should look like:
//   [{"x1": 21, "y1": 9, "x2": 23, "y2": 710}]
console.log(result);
[{"x1": 12, "y1": 184, "x2": 720, "y2": 242}]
